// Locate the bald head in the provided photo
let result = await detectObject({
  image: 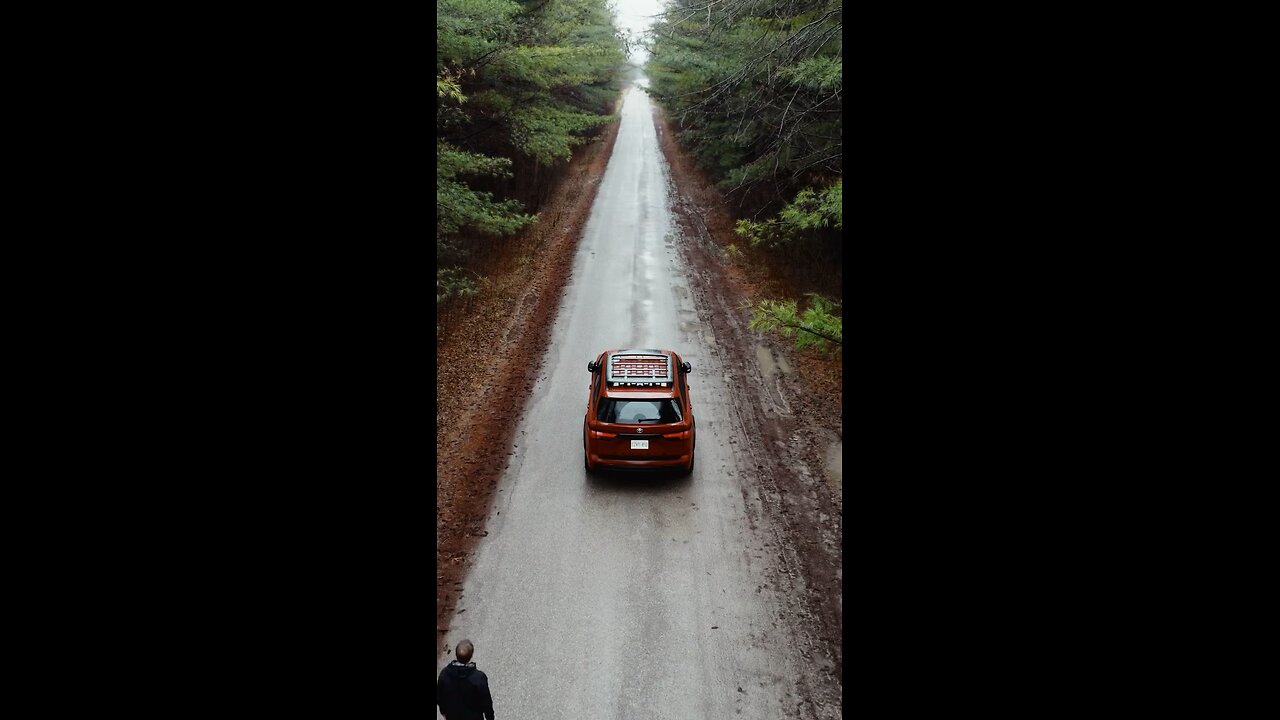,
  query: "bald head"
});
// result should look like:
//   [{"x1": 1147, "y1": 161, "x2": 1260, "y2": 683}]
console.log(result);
[{"x1": 455, "y1": 639, "x2": 474, "y2": 663}]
